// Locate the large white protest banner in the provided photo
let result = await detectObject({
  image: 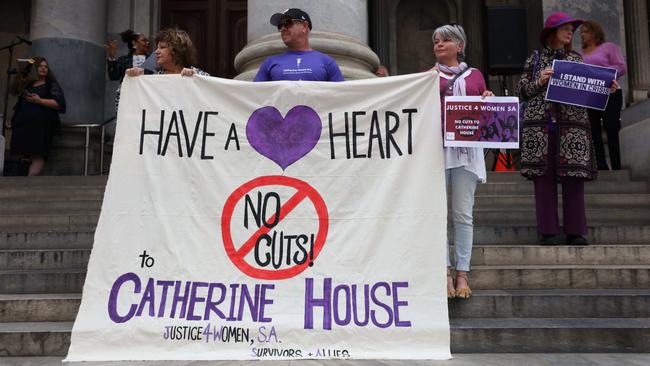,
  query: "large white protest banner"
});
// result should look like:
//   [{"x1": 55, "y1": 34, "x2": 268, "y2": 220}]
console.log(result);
[{"x1": 65, "y1": 71, "x2": 450, "y2": 361}]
